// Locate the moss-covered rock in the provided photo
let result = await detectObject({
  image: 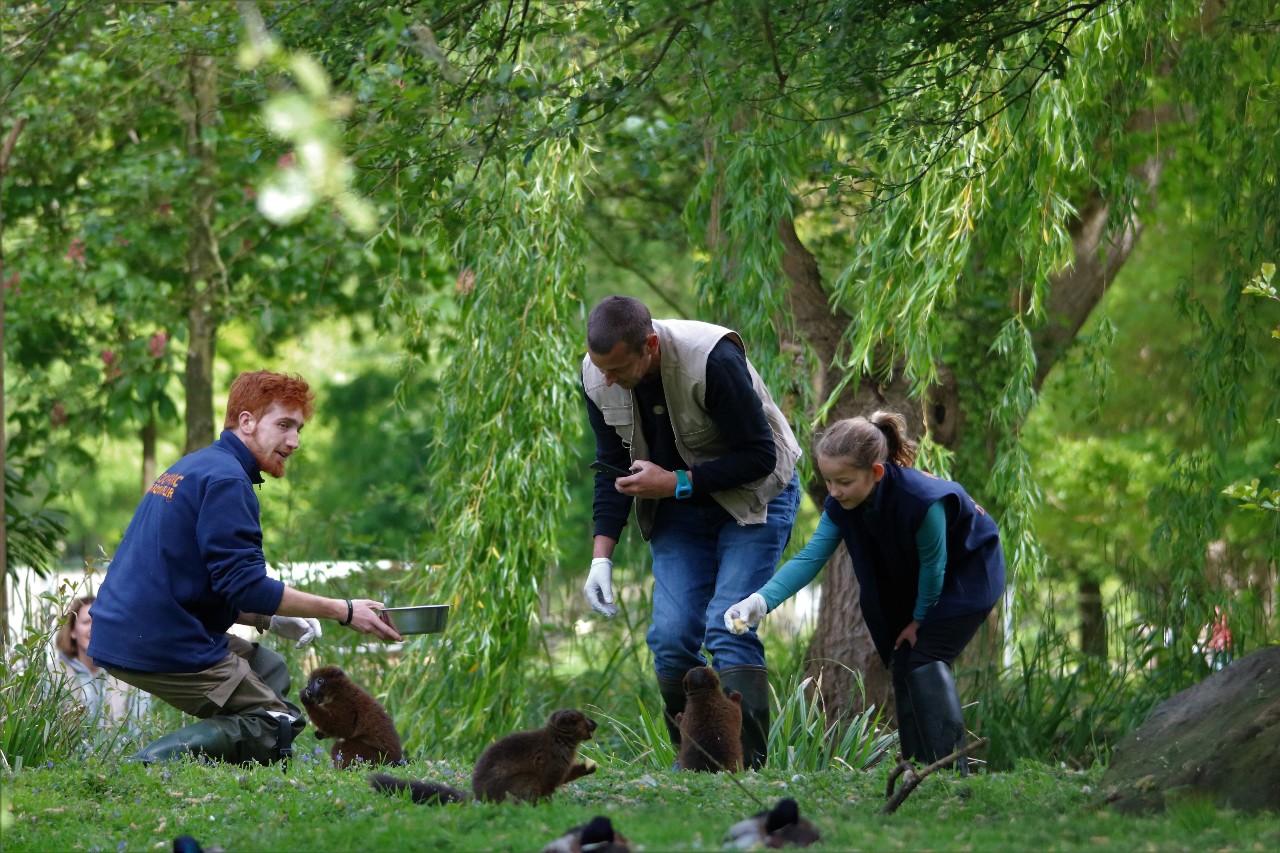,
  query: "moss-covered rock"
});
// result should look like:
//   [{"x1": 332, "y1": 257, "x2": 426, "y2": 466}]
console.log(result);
[{"x1": 1102, "y1": 645, "x2": 1280, "y2": 814}]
